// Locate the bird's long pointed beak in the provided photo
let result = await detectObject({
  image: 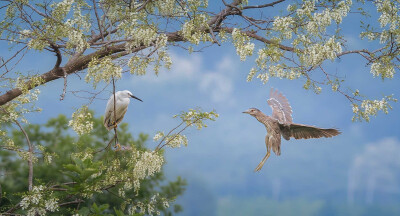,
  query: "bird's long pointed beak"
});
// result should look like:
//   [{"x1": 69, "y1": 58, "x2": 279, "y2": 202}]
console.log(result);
[
  {"x1": 130, "y1": 94, "x2": 143, "y2": 102},
  {"x1": 242, "y1": 109, "x2": 251, "y2": 114}
]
